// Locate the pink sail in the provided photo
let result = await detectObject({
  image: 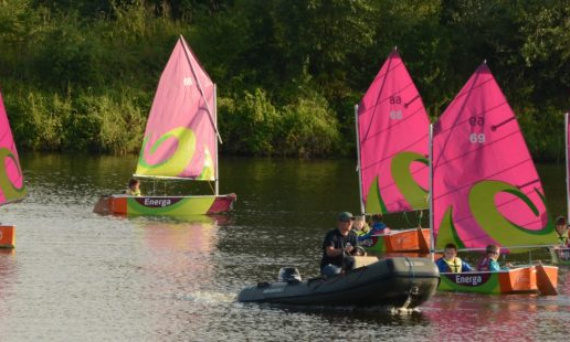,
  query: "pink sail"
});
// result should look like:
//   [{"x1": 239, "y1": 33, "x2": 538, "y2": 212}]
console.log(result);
[
  {"x1": 357, "y1": 50, "x2": 430, "y2": 214},
  {"x1": 135, "y1": 36, "x2": 217, "y2": 181},
  {"x1": 0, "y1": 90, "x2": 26, "y2": 205},
  {"x1": 432, "y1": 63, "x2": 556, "y2": 249}
]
